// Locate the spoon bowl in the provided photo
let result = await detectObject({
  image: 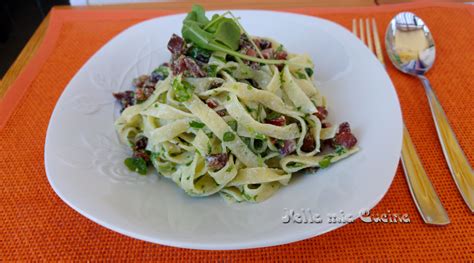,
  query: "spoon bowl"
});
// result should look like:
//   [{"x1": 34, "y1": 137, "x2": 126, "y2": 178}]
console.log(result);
[{"x1": 385, "y1": 12, "x2": 435, "y2": 76}]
